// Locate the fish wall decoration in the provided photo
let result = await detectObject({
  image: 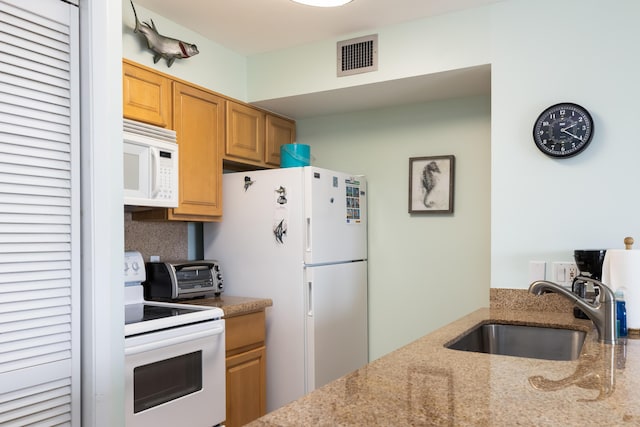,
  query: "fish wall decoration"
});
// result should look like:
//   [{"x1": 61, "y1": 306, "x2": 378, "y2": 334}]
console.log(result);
[{"x1": 130, "y1": 0, "x2": 199, "y2": 67}]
